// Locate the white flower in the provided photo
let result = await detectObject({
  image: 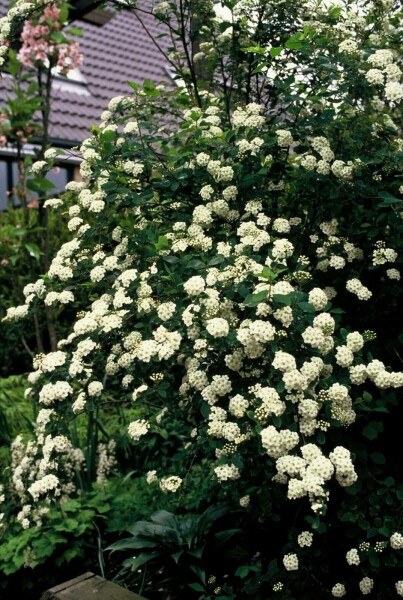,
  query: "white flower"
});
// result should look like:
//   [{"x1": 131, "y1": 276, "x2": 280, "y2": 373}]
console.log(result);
[
  {"x1": 390, "y1": 532, "x2": 403, "y2": 549},
  {"x1": 297, "y1": 531, "x2": 313, "y2": 547},
  {"x1": 44, "y1": 198, "x2": 63, "y2": 209},
  {"x1": 159, "y1": 476, "x2": 182, "y2": 492},
  {"x1": 338, "y1": 39, "x2": 359, "y2": 54},
  {"x1": 30, "y1": 161, "x2": 48, "y2": 175},
  {"x1": 157, "y1": 302, "x2": 176, "y2": 321},
  {"x1": 206, "y1": 318, "x2": 229, "y2": 338},
  {"x1": 272, "y1": 351, "x2": 296, "y2": 372},
  {"x1": 385, "y1": 81, "x2": 403, "y2": 103},
  {"x1": 214, "y1": 464, "x2": 240, "y2": 481},
  {"x1": 367, "y1": 49, "x2": 394, "y2": 68},
  {"x1": 365, "y1": 68, "x2": 384, "y2": 85},
  {"x1": 346, "y1": 279, "x2": 372, "y2": 301},
  {"x1": 146, "y1": 470, "x2": 157, "y2": 484},
  {"x1": 346, "y1": 548, "x2": 360, "y2": 565},
  {"x1": 128, "y1": 419, "x2": 150, "y2": 441},
  {"x1": 276, "y1": 130, "x2": 293, "y2": 147},
  {"x1": 184, "y1": 276, "x2": 206, "y2": 296},
  {"x1": 335, "y1": 345, "x2": 354, "y2": 367},
  {"x1": 331, "y1": 583, "x2": 346, "y2": 597},
  {"x1": 88, "y1": 381, "x2": 103, "y2": 397},
  {"x1": 283, "y1": 553, "x2": 298, "y2": 571},
  {"x1": 386, "y1": 268, "x2": 400, "y2": 280},
  {"x1": 301, "y1": 154, "x2": 317, "y2": 170},
  {"x1": 28, "y1": 474, "x2": 60, "y2": 500},
  {"x1": 359, "y1": 577, "x2": 374, "y2": 595},
  {"x1": 308, "y1": 288, "x2": 328, "y2": 311}
]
